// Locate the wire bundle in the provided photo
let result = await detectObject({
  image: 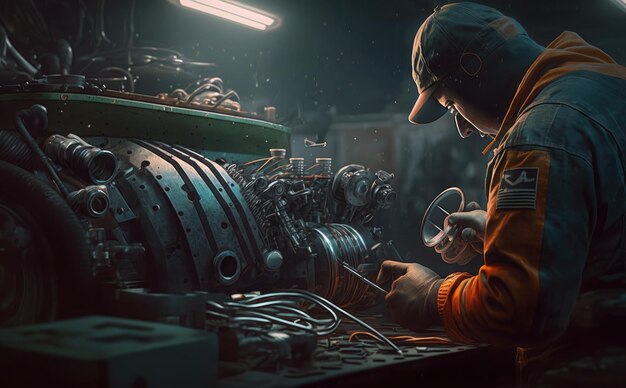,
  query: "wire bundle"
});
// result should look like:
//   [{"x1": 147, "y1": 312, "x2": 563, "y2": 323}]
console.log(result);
[
  {"x1": 184, "y1": 77, "x2": 240, "y2": 111},
  {"x1": 206, "y1": 289, "x2": 402, "y2": 355},
  {"x1": 154, "y1": 77, "x2": 241, "y2": 111},
  {"x1": 207, "y1": 292, "x2": 340, "y2": 336}
]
